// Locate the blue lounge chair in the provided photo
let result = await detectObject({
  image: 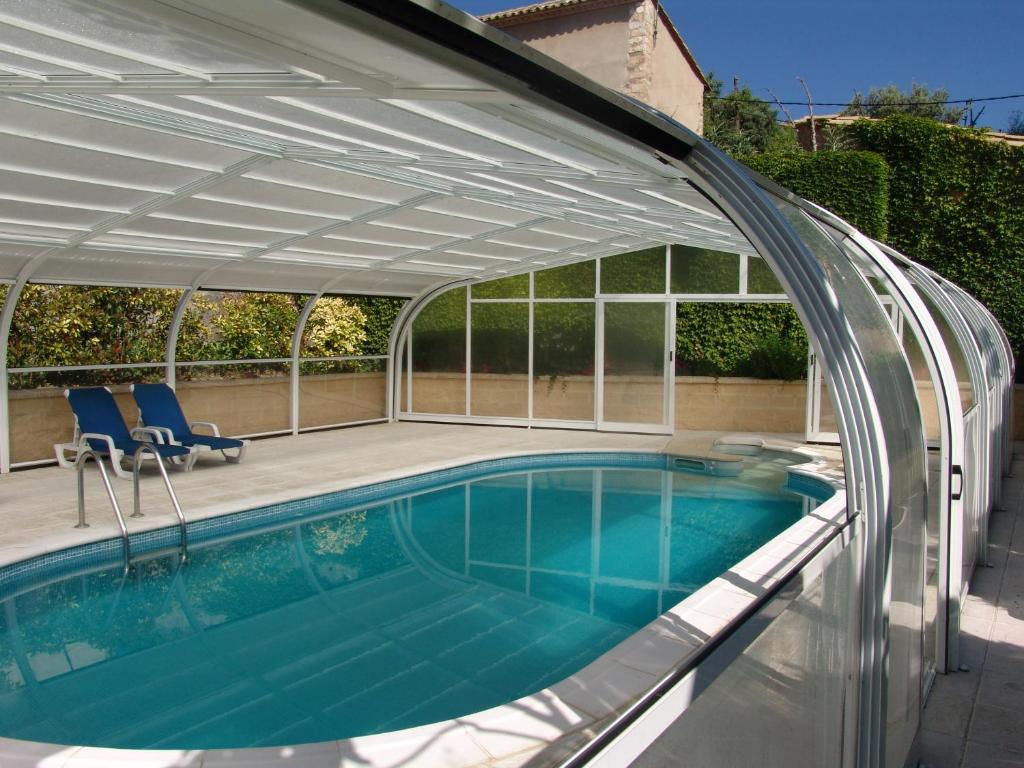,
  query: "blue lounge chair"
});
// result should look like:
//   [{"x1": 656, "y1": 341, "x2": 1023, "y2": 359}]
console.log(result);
[
  {"x1": 131, "y1": 383, "x2": 248, "y2": 465},
  {"x1": 61, "y1": 387, "x2": 194, "y2": 479}
]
